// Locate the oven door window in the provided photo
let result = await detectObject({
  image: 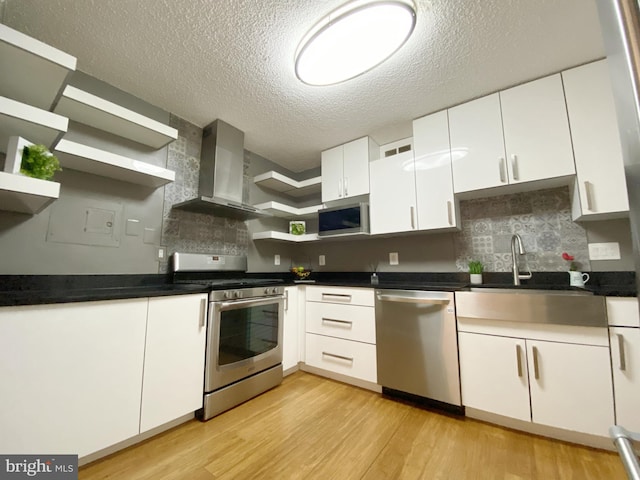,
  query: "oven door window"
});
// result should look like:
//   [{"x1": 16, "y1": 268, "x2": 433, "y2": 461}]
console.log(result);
[{"x1": 218, "y1": 302, "x2": 279, "y2": 366}]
